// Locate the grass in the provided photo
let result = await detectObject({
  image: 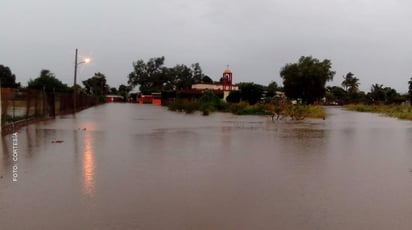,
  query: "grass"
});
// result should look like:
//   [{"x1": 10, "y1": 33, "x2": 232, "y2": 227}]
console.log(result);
[
  {"x1": 4, "y1": 115, "x2": 27, "y2": 123},
  {"x1": 167, "y1": 98, "x2": 327, "y2": 119},
  {"x1": 167, "y1": 99, "x2": 199, "y2": 114},
  {"x1": 229, "y1": 102, "x2": 266, "y2": 115},
  {"x1": 345, "y1": 104, "x2": 412, "y2": 120},
  {"x1": 3, "y1": 113, "x2": 45, "y2": 123},
  {"x1": 304, "y1": 105, "x2": 327, "y2": 119},
  {"x1": 265, "y1": 104, "x2": 326, "y2": 120}
]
